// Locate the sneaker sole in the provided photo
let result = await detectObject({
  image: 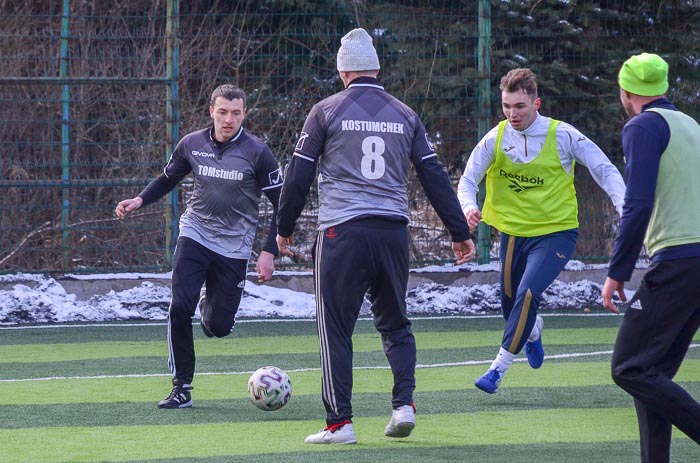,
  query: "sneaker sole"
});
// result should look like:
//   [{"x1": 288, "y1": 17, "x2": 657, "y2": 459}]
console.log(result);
[
  {"x1": 157, "y1": 400, "x2": 193, "y2": 409},
  {"x1": 385, "y1": 421, "x2": 415, "y2": 438},
  {"x1": 200, "y1": 321, "x2": 215, "y2": 338},
  {"x1": 304, "y1": 439, "x2": 357, "y2": 445},
  {"x1": 304, "y1": 436, "x2": 357, "y2": 444},
  {"x1": 474, "y1": 381, "x2": 498, "y2": 394}
]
